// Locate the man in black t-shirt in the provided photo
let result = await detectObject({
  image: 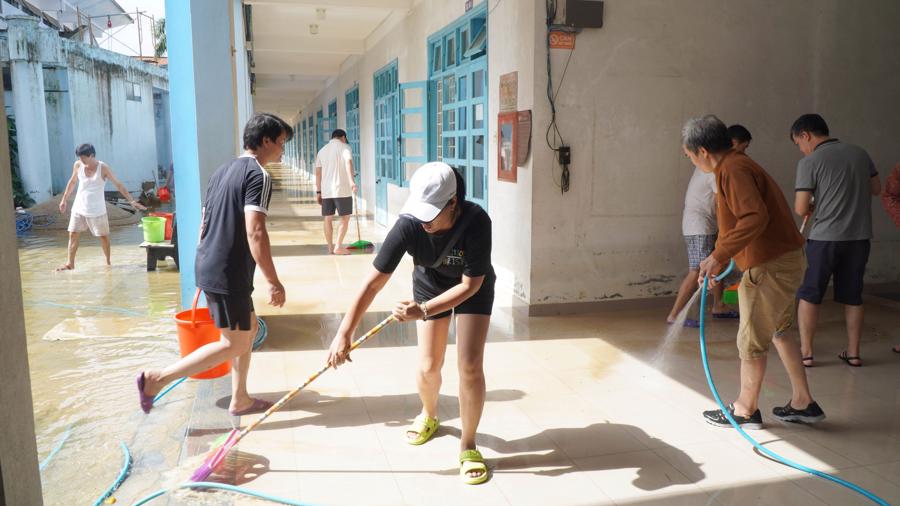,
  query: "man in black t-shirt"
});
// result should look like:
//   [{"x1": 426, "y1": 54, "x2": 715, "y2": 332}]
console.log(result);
[
  {"x1": 326, "y1": 162, "x2": 495, "y2": 485},
  {"x1": 137, "y1": 113, "x2": 292, "y2": 417}
]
